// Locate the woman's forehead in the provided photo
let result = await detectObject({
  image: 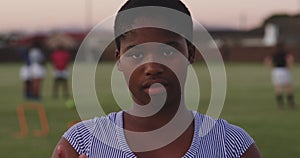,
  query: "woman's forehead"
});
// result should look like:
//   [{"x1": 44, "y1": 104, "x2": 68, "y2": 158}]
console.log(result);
[
  {"x1": 131, "y1": 16, "x2": 169, "y2": 28},
  {"x1": 122, "y1": 27, "x2": 183, "y2": 41},
  {"x1": 119, "y1": 28, "x2": 185, "y2": 52}
]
